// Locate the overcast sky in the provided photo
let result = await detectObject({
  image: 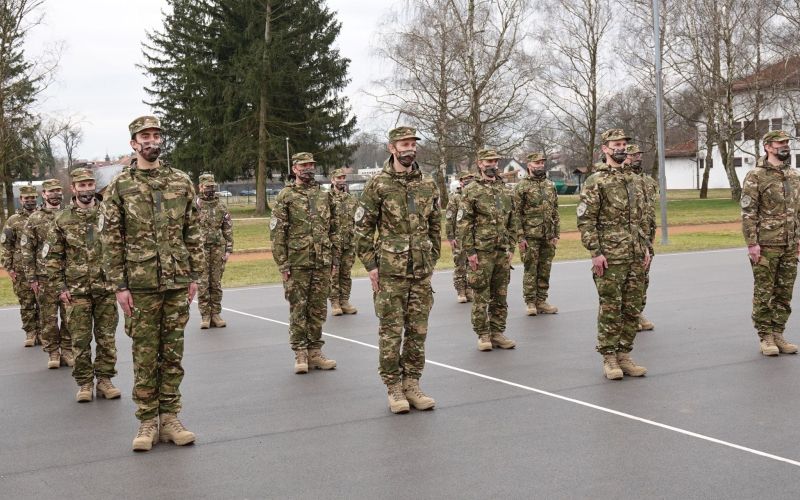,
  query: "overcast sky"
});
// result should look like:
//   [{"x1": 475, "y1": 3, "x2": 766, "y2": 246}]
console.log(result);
[{"x1": 24, "y1": 0, "x2": 388, "y2": 161}]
